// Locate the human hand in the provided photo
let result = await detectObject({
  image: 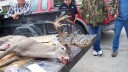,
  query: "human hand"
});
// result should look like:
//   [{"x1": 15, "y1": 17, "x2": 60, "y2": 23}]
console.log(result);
[
  {"x1": 12, "y1": 13, "x2": 21, "y2": 20},
  {"x1": 114, "y1": 14, "x2": 119, "y2": 19},
  {"x1": 73, "y1": 20, "x2": 76, "y2": 24},
  {"x1": 16, "y1": 13, "x2": 22, "y2": 16},
  {"x1": 11, "y1": 14, "x2": 18, "y2": 20}
]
